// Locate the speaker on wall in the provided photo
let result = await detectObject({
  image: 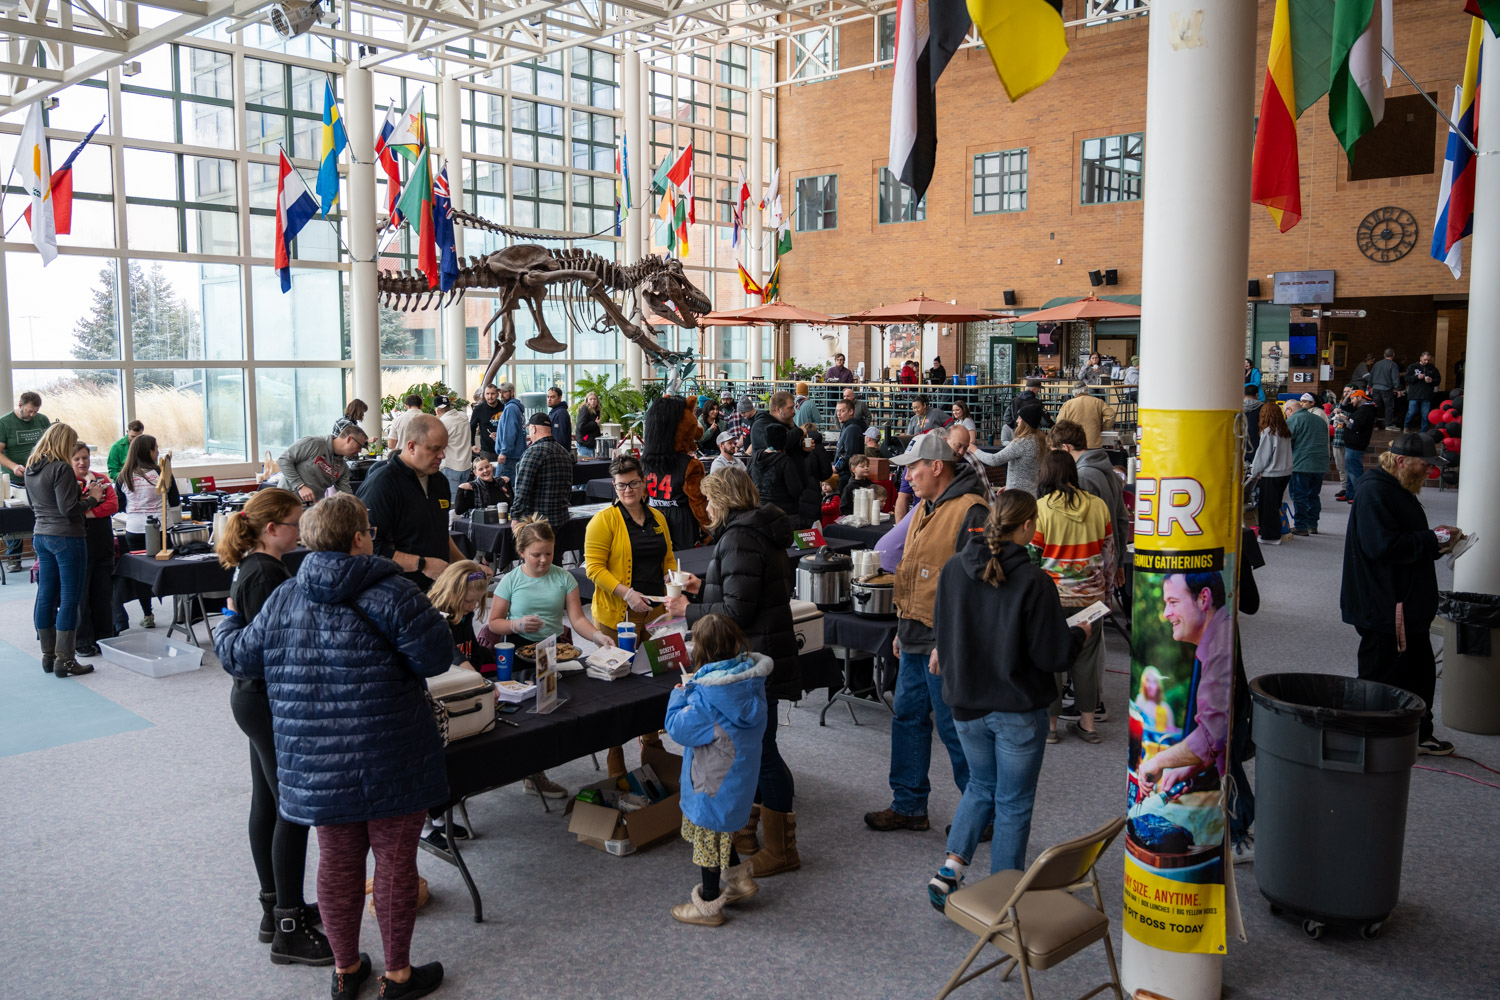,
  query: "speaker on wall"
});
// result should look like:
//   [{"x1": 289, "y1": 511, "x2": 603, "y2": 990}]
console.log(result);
[
  {"x1": 1248, "y1": 279, "x2": 1262, "y2": 297},
  {"x1": 1088, "y1": 270, "x2": 1104, "y2": 287},
  {"x1": 1003, "y1": 289, "x2": 1017, "y2": 306},
  {"x1": 1104, "y1": 268, "x2": 1118, "y2": 286}
]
